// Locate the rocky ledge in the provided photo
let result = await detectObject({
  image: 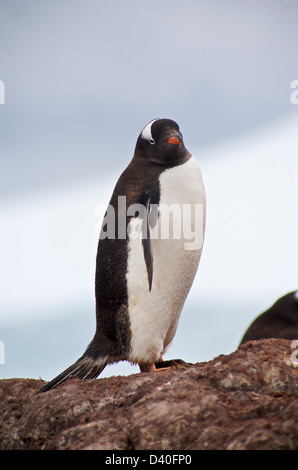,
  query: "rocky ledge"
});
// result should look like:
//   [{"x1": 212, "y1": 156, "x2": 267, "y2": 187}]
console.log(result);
[{"x1": 0, "y1": 338, "x2": 297, "y2": 450}]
